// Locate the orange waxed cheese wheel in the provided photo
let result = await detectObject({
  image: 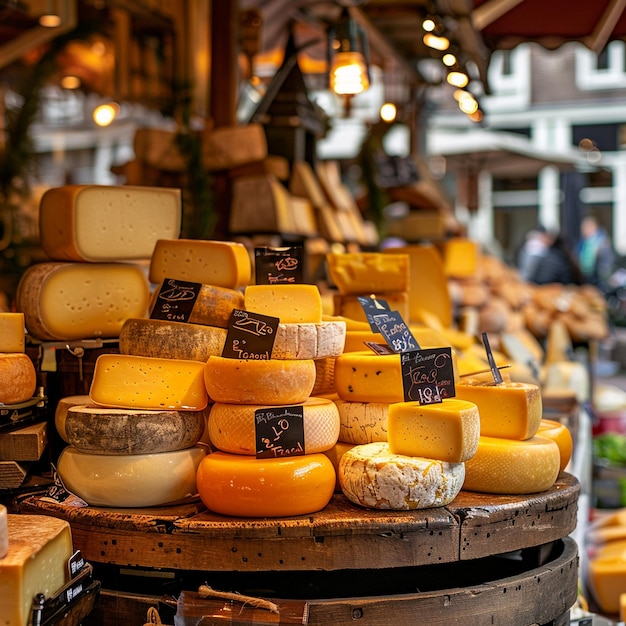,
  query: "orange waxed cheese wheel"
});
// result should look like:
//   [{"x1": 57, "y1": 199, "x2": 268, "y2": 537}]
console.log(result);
[
  {"x1": 196, "y1": 451, "x2": 336, "y2": 517},
  {"x1": 537, "y1": 419, "x2": 573, "y2": 472}
]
